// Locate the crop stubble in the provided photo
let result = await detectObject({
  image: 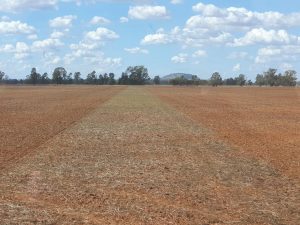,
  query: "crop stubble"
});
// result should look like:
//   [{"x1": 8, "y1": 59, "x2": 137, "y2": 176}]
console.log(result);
[
  {"x1": 149, "y1": 86, "x2": 300, "y2": 180},
  {"x1": 0, "y1": 87, "x2": 298, "y2": 224},
  {"x1": 0, "y1": 85, "x2": 125, "y2": 170}
]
